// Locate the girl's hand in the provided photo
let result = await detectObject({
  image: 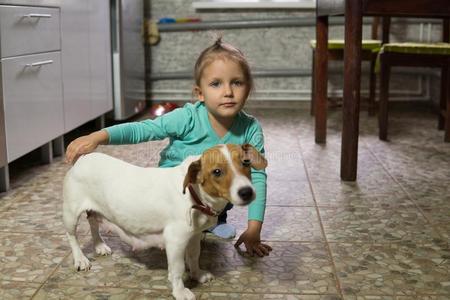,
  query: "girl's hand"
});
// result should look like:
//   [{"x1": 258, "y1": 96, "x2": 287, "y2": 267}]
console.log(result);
[
  {"x1": 65, "y1": 130, "x2": 108, "y2": 164},
  {"x1": 234, "y1": 221, "x2": 272, "y2": 257}
]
